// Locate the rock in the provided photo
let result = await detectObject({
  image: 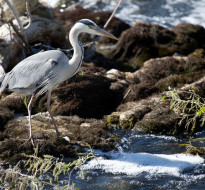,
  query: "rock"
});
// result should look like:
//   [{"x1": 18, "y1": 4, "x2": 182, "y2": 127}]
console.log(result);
[
  {"x1": 106, "y1": 96, "x2": 156, "y2": 130},
  {"x1": 117, "y1": 96, "x2": 158, "y2": 130},
  {"x1": 106, "y1": 55, "x2": 205, "y2": 135},
  {"x1": 123, "y1": 82, "x2": 159, "y2": 102},
  {"x1": 0, "y1": 107, "x2": 13, "y2": 132},
  {"x1": 0, "y1": 0, "x2": 38, "y2": 21},
  {"x1": 108, "y1": 22, "x2": 174, "y2": 70},
  {"x1": 0, "y1": 92, "x2": 27, "y2": 131},
  {"x1": 0, "y1": 0, "x2": 54, "y2": 21},
  {"x1": 172, "y1": 23, "x2": 205, "y2": 47},
  {"x1": 0, "y1": 112, "x2": 118, "y2": 161},
  {"x1": 32, "y1": 64, "x2": 119, "y2": 118},
  {"x1": 133, "y1": 103, "x2": 178, "y2": 135},
  {"x1": 185, "y1": 146, "x2": 205, "y2": 156},
  {"x1": 0, "y1": 137, "x2": 76, "y2": 162},
  {"x1": 106, "y1": 112, "x2": 120, "y2": 125},
  {"x1": 108, "y1": 22, "x2": 205, "y2": 71},
  {"x1": 33, "y1": 1, "x2": 55, "y2": 19},
  {"x1": 119, "y1": 103, "x2": 152, "y2": 130},
  {"x1": 189, "y1": 48, "x2": 205, "y2": 58},
  {"x1": 107, "y1": 94, "x2": 179, "y2": 135},
  {"x1": 24, "y1": 15, "x2": 66, "y2": 47},
  {"x1": 84, "y1": 51, "x2": 120, "y2": 70},
  {"x1": 106, "y1": 69, "x2": 124, "y2": 80},
  {"x1": 0, "y1": 93, "x2": 27, "y2": 113},
  {"x1": 0, "y1": 15, "x2": 66, "y2": 71},
  {"x1": 133, "y1": 56, "x2": 205, "y2": 89}
]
